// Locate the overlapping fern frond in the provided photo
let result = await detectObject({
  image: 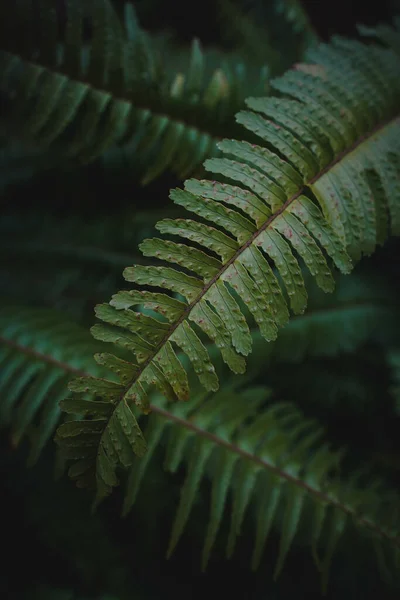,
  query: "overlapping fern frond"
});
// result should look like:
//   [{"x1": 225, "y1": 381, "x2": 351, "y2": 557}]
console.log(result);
[
  {"x1": 56, "y1": 28, "x2": 400, "y2": 495},
  {"x1": 0, "y1": 0, "x2": 269, "y2": 184},
  {"x1": 0, "y1": 271, "x2": 394, "y2": 465},
  {"x1": 51, "y1": 27, "x2": 400, "y2": 581},
  {"x1": 122, "y1": 387, "x2": 400, "y2": 588},
  {"x1": 5, "y1": 309, "x2": 393, "y2": 584}
]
